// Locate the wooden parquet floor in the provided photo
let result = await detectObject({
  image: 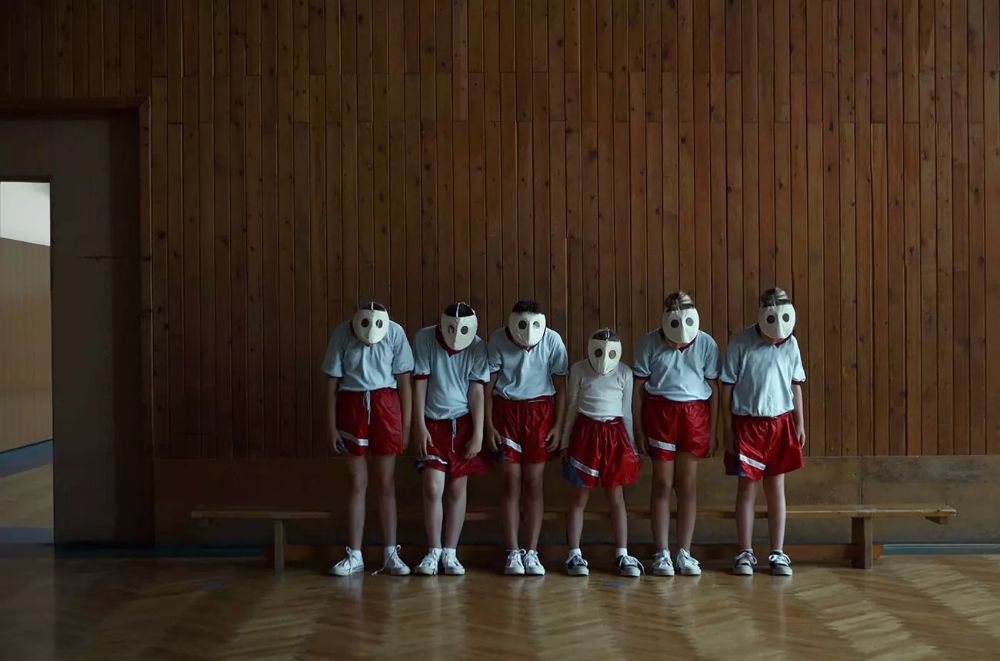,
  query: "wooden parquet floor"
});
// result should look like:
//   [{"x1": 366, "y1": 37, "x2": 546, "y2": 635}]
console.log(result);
[{"x1": 1, "y1": 555, "x2": 999, "y2": 660}]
